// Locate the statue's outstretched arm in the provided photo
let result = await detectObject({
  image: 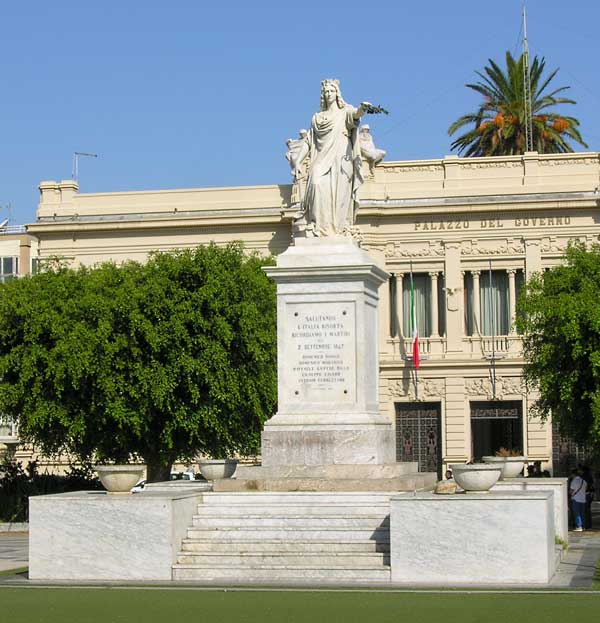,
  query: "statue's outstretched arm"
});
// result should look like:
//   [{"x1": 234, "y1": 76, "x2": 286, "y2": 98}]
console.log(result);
[{"x1": 353, "y1": 102, "x2": 372, "y2": 121}]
